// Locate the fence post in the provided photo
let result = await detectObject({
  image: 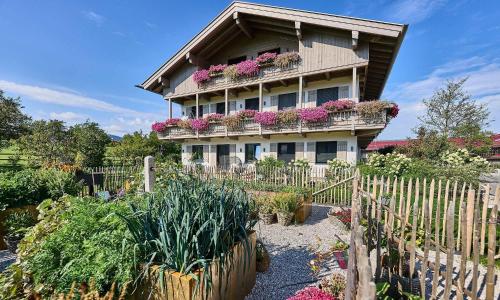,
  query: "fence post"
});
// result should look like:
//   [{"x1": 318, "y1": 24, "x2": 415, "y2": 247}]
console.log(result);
[{"x1": 144, "y1": 156, "x2": 155, "y2": 192}]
